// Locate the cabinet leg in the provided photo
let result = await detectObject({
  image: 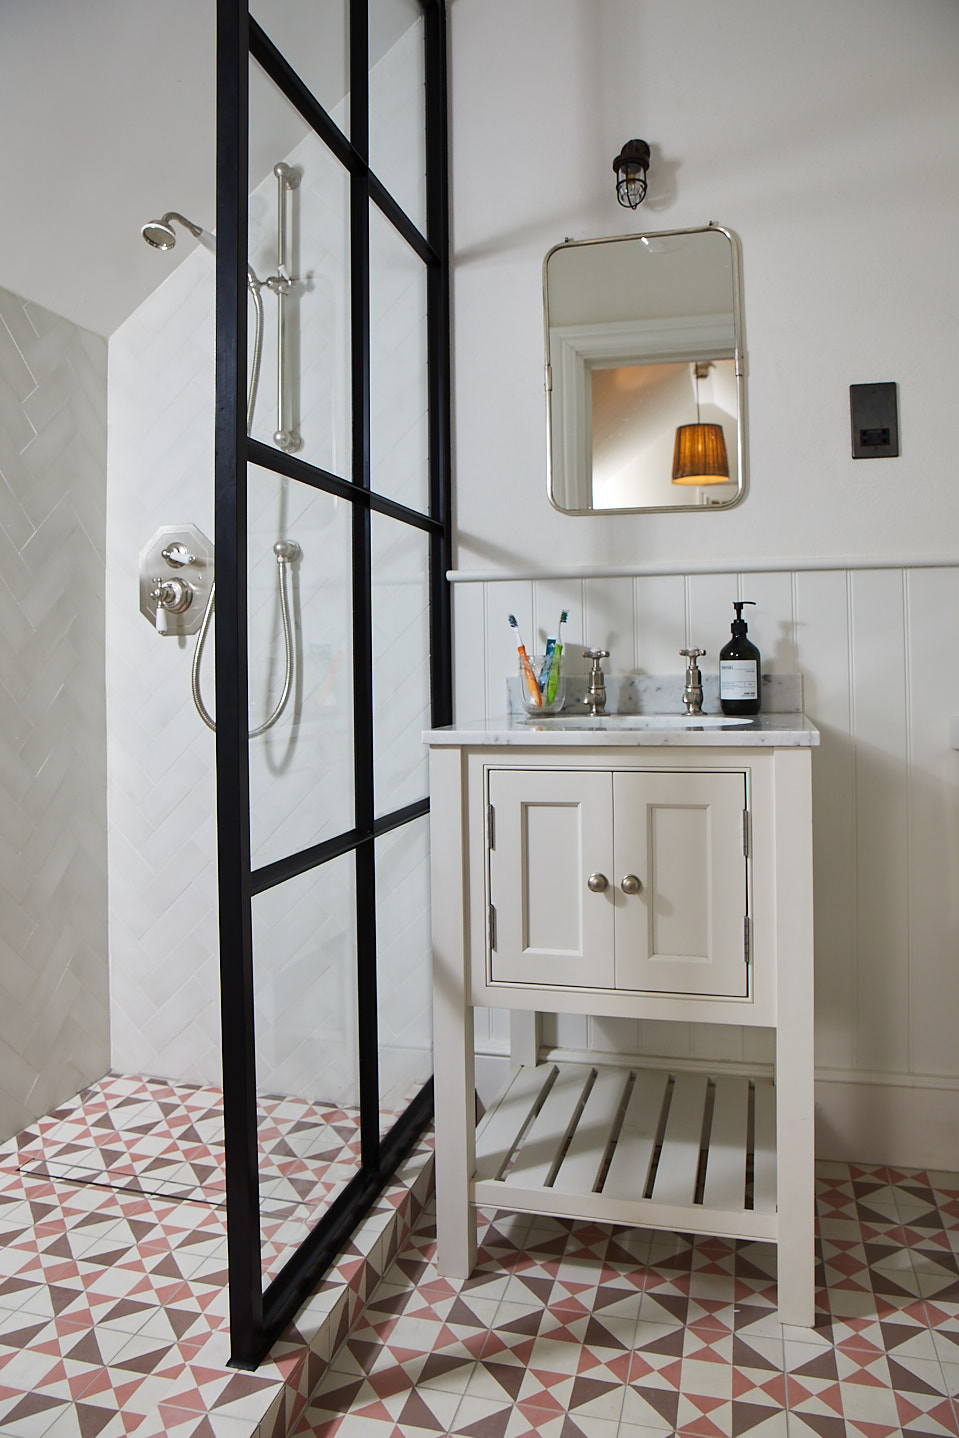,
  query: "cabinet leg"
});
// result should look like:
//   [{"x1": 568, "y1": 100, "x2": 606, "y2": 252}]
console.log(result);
[
  {"x1": 433, "y1": 992, "x2": 477, "y2": 1279},
  {"x1": 509, "y1": 1010, "x2": 540, "y2": 1068}
]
